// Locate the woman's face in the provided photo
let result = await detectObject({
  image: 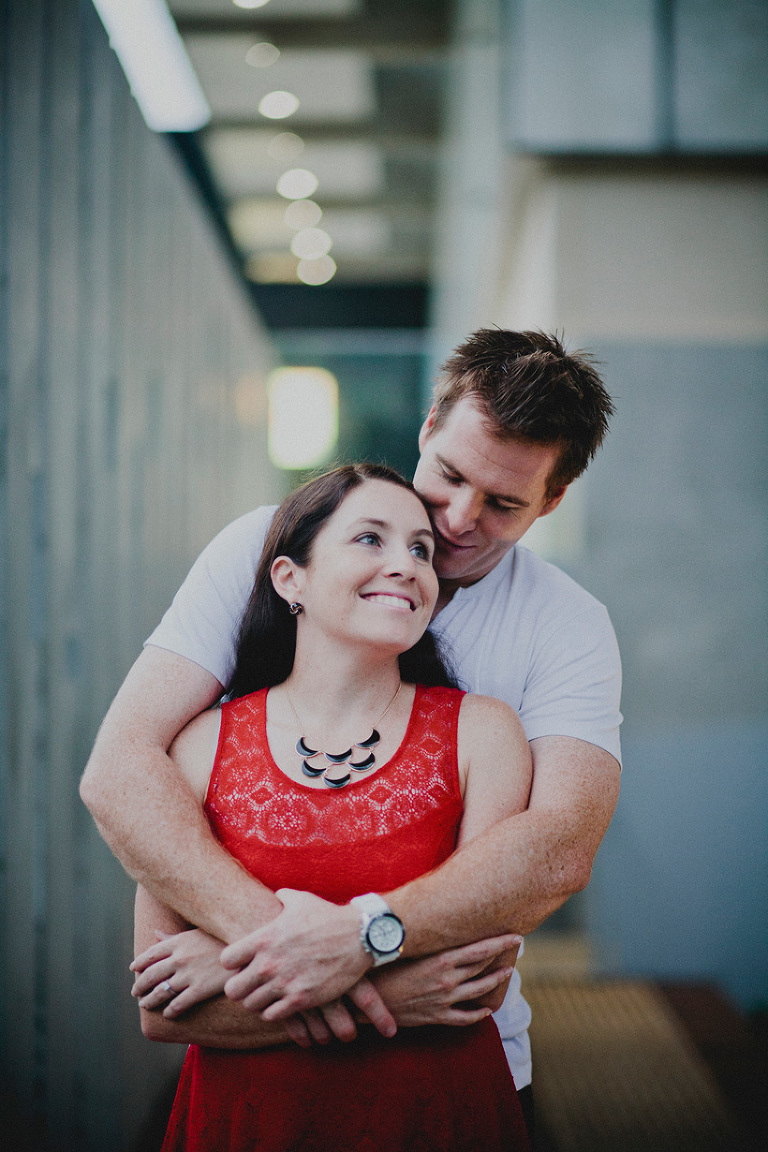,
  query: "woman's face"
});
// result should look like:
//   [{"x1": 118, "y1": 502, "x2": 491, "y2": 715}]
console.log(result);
[{"x1": 287, "y1": 479, "x2": 439, "y2": 654}]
